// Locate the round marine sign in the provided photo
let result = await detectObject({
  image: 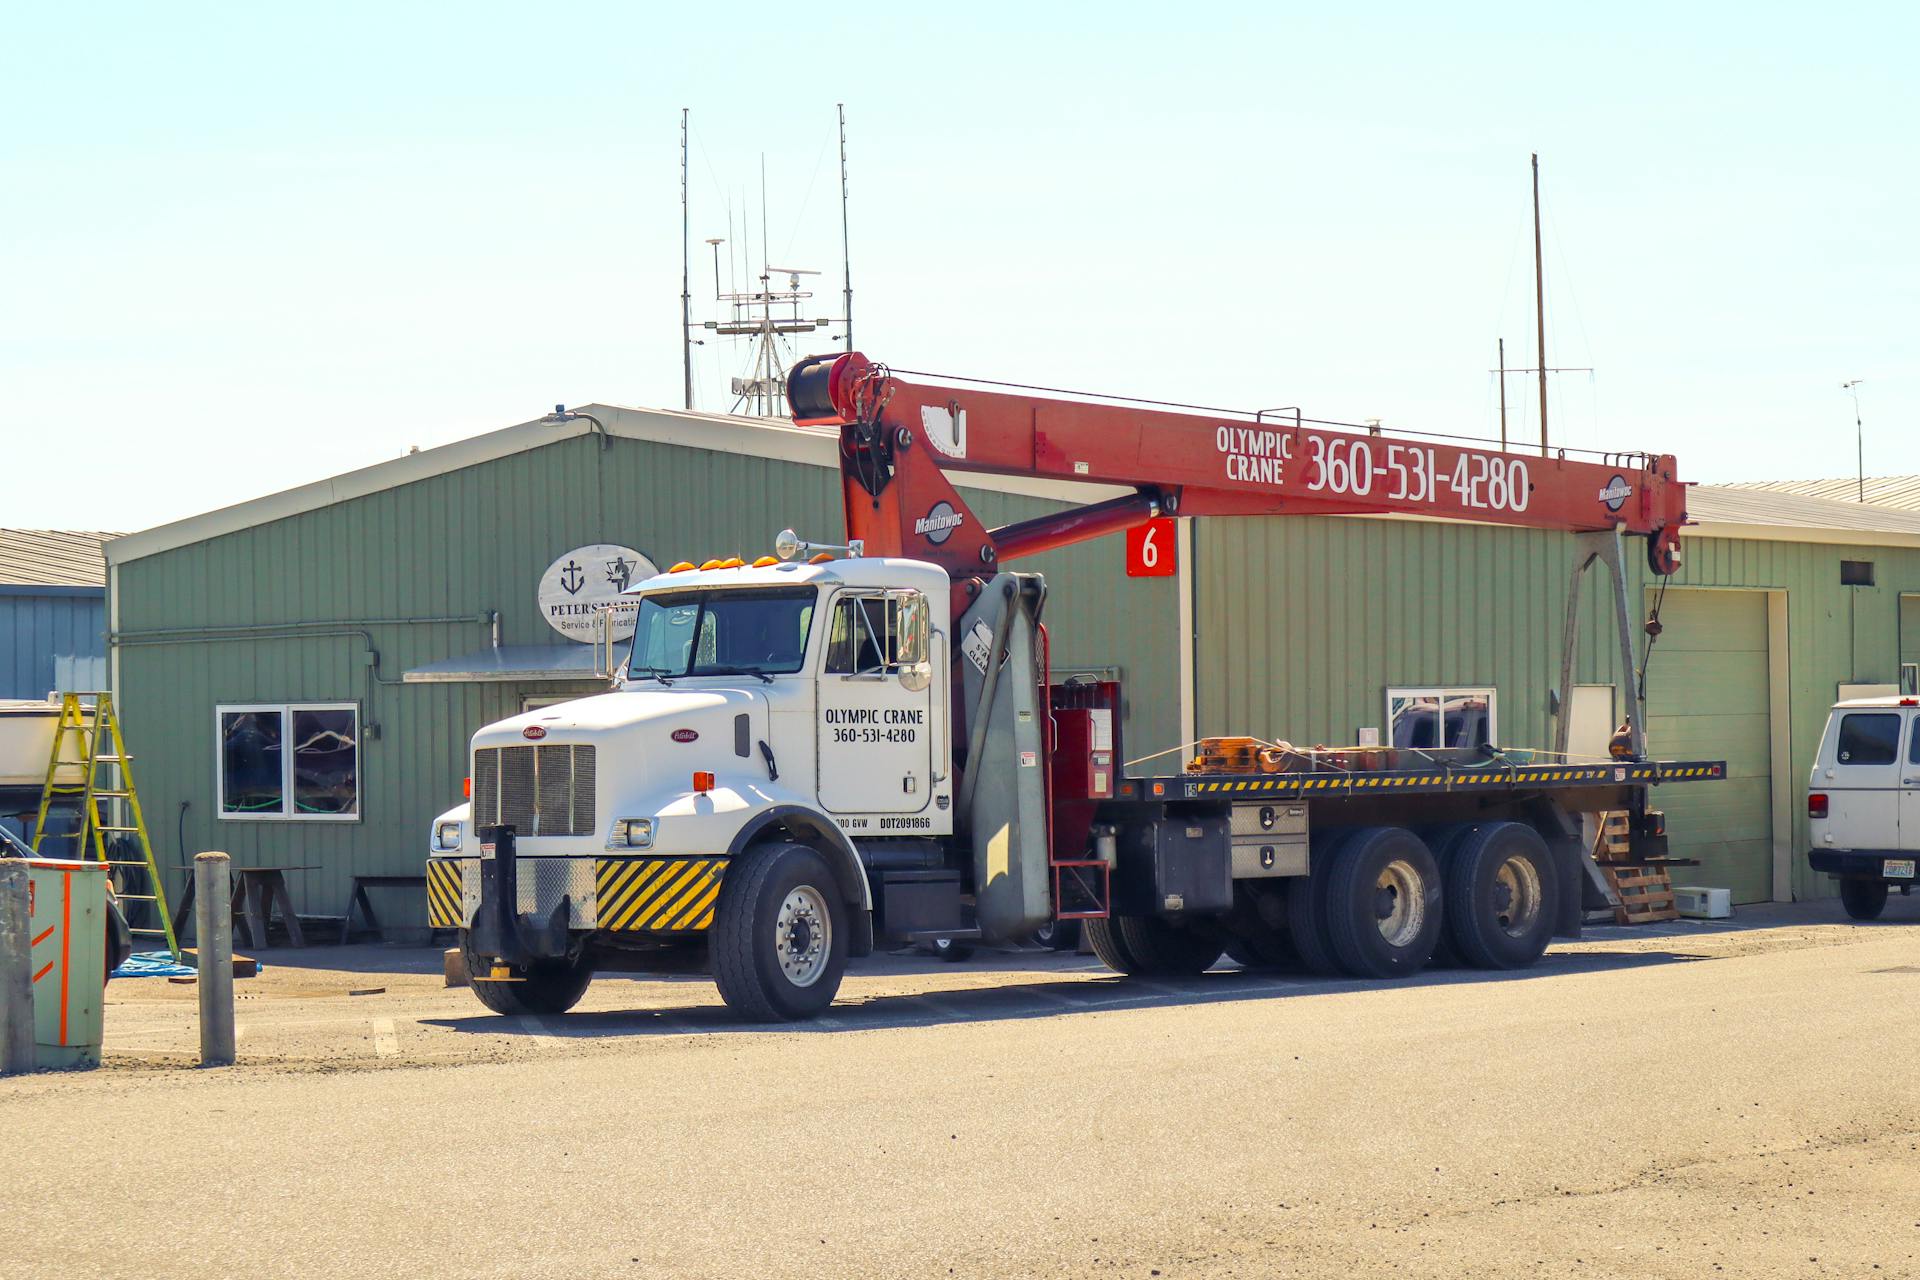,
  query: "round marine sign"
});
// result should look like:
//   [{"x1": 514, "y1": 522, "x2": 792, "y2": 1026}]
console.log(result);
[{"x1": 538, "y1": 544, "x2": 656, "y2": 643}]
